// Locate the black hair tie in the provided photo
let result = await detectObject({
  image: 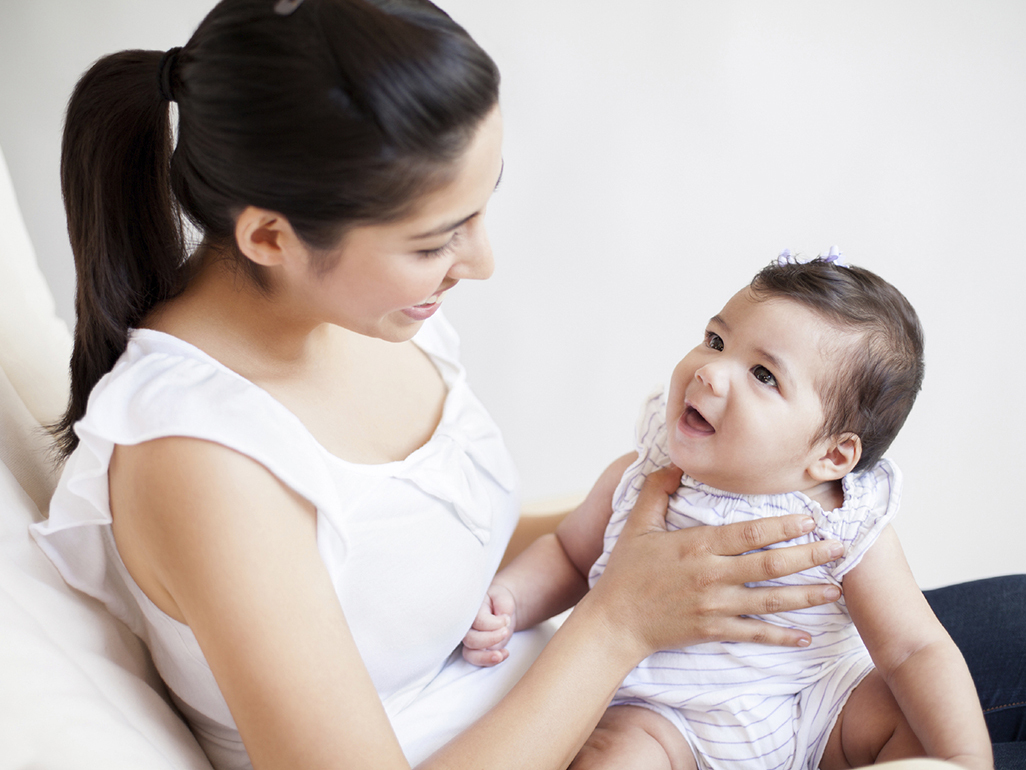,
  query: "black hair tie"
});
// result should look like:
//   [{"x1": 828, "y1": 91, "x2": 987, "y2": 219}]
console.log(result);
[{"x1": 158, "y1": 46, "x2": 182, "y2": 103}]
